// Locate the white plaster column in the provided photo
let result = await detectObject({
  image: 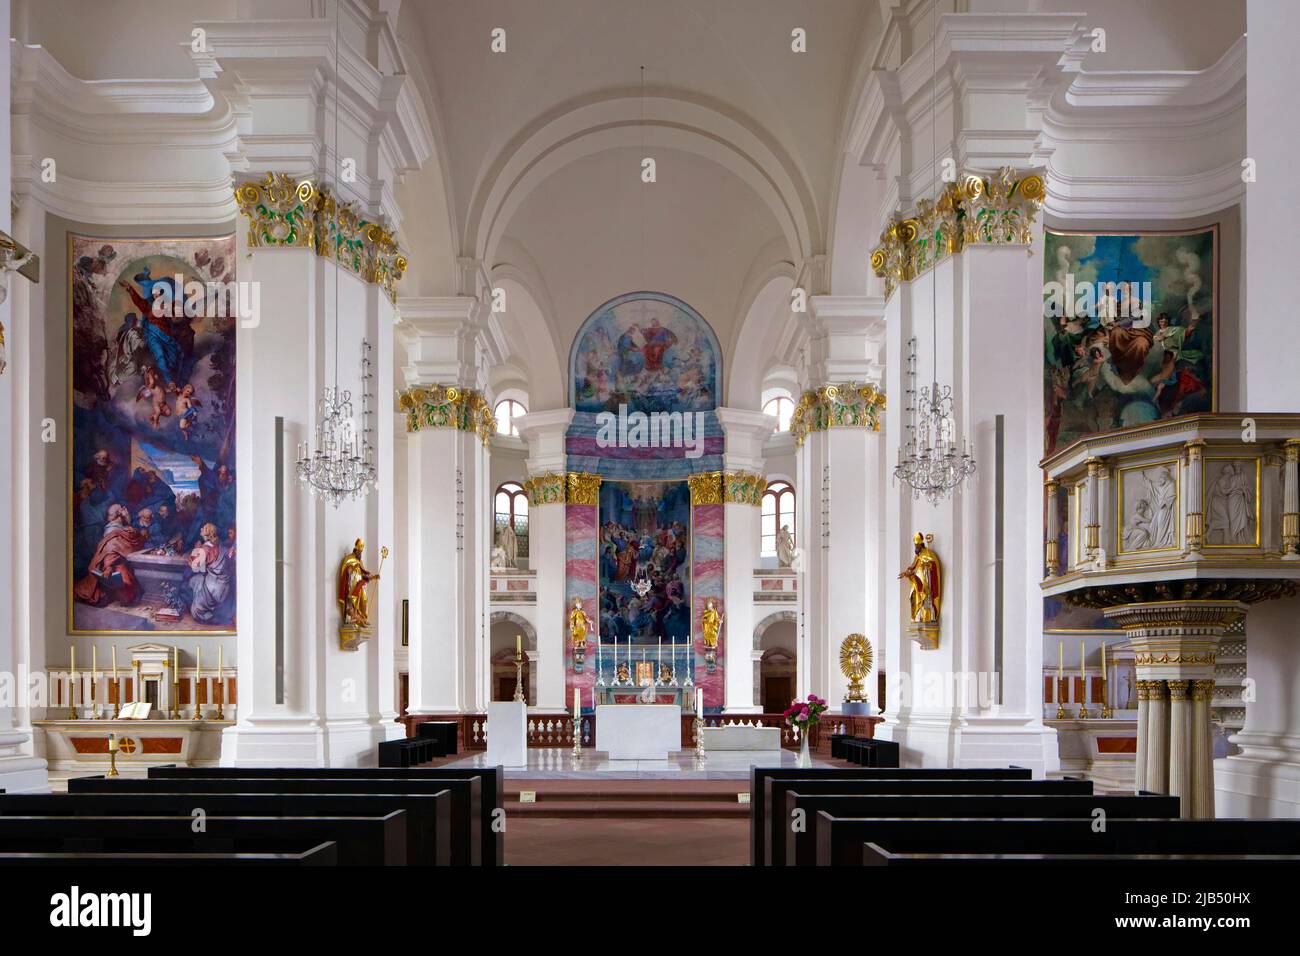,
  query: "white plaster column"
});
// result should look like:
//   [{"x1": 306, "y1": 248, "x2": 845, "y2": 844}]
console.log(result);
[
  {"x1": 716, "y1": 407, "x2": 777, "y2": 713},
  {"x1": 878, "y1": 240, "x2": 1058, "y2": 774},
  {"x1": 200, "y1": 6, "x2": 423, "y2": 765},
  {"x1": 400, "y1": 298, "x2": 492, "y2": 718},
  {"x1": 1168, "y1": 680, "x2": 1192, "y2": 817},
  {"x1": 515, "y1": 408, "x2": 574, "y2": 713},
  {"x1": 798, "y1": 296, "x2": 886, "y2": 711},
  {"x1": 0, "y1": 0, "x2": 48, "y2": 791}
]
